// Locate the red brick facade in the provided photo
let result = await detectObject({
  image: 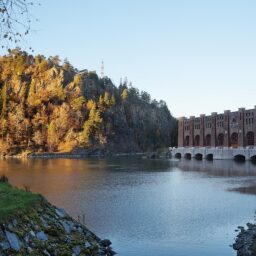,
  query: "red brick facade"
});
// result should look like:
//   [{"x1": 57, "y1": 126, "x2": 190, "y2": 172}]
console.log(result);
[{"x1": 178, "y1": 107, "x2": 256, "y2": 147}]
